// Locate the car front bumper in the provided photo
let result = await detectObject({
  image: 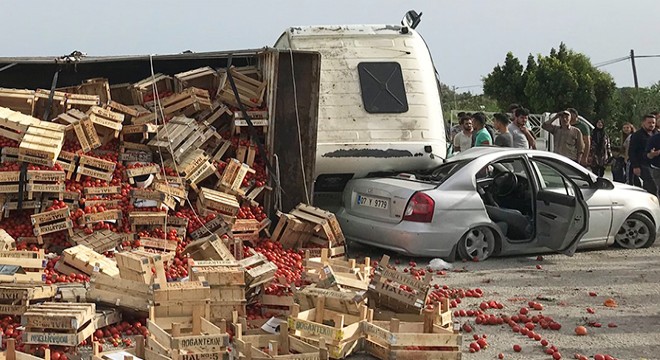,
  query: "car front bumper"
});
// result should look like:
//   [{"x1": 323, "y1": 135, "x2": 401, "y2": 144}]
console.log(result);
[{"x1": 335, "y1": 208, "x2": 459, "y2": 258}]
